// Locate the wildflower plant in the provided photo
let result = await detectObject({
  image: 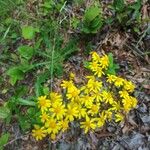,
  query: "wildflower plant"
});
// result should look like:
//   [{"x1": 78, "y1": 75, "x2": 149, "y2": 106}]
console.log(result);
[{"x1": 32, "y1": 52, "x2": 137, "y2": 141}]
